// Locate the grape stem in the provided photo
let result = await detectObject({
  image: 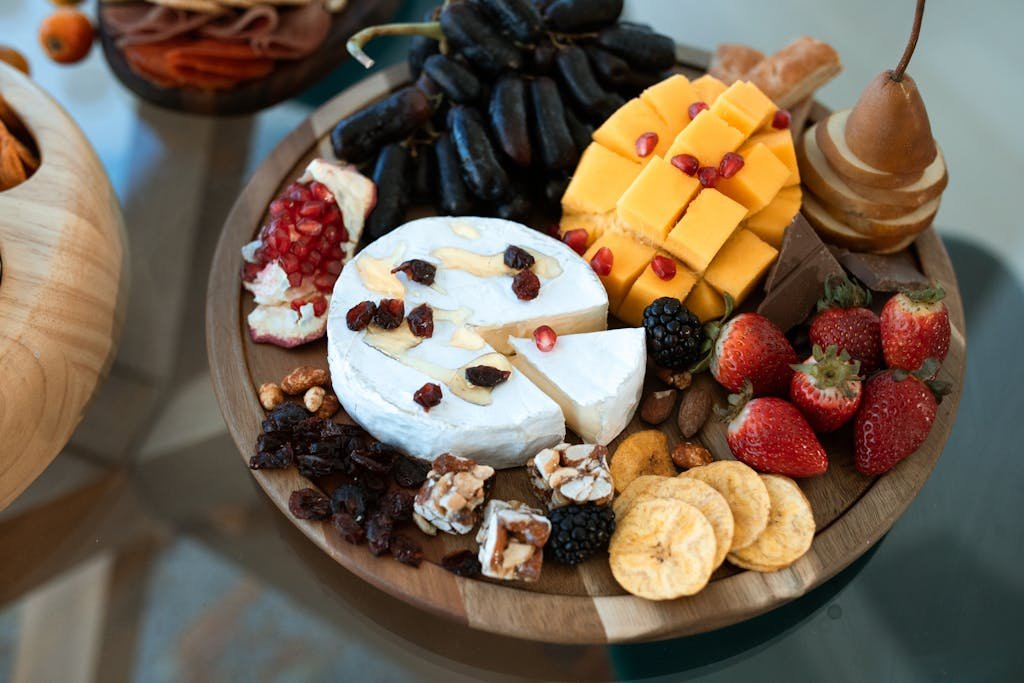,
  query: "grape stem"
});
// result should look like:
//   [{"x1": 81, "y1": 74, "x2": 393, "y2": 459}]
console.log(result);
[{"x1": 347, "y1": 22, "x2": 445, "y2": 69}]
